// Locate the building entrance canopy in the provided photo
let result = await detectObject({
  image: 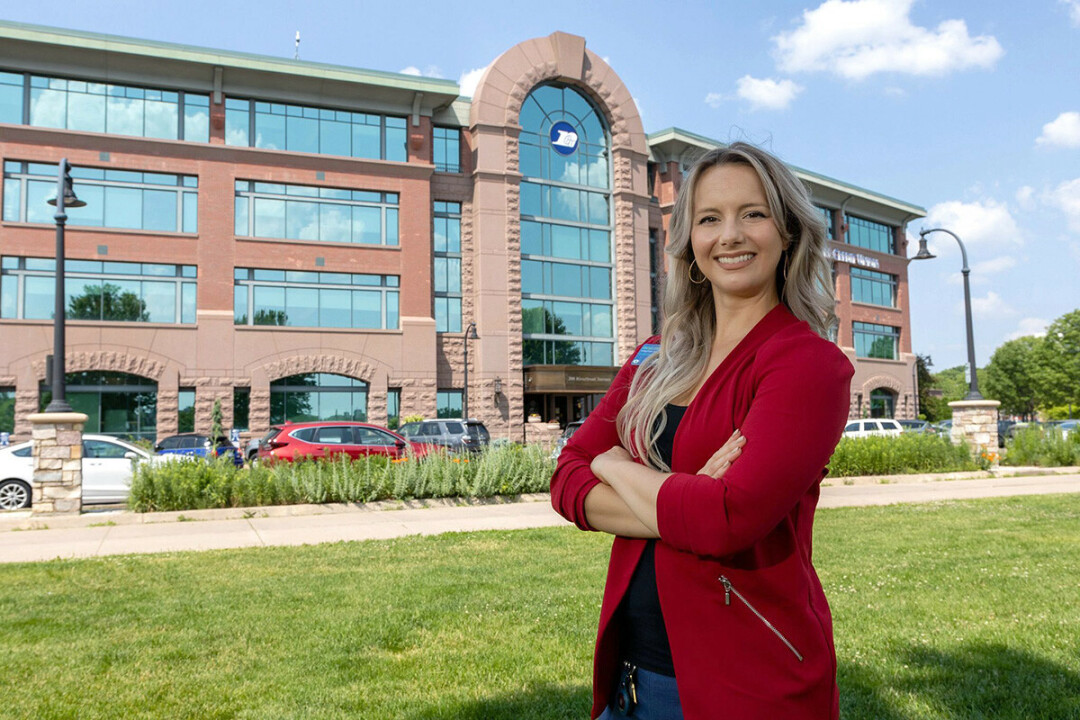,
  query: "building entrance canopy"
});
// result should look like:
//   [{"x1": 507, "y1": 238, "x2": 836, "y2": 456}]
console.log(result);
[{"x1": 523, "y1": 365, "x2": 617, "y2": 394}]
